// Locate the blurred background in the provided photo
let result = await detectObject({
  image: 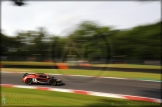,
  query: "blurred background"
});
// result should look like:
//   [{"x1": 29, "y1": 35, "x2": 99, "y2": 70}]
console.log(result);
[
  {"x1": 1, "y1": 1, "x2": 161, "y2": 65},
  {"x1": 1, "y1": 1, "x2": 161, "y2": 107}
]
